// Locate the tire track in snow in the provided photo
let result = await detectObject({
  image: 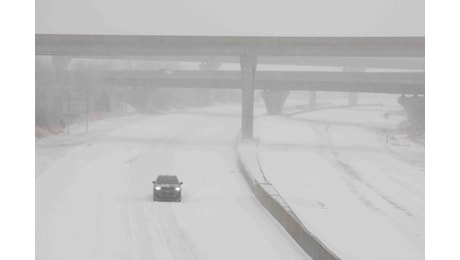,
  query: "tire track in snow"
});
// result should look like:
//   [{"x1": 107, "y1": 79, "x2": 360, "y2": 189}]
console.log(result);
[
  {"x1": 288, "y1": 106, "x2": 424, "y2": 170},
  {"x1": 314, "y1": 122, "x2": 424, "y2": 254},
  {"x1": 319, "y1": 124, "x2": 415, "y2": 218},
  {"x1": 145, "y1": 204, "x2": 199, "y2": 260},
  {"x1": 125, "y1": 118, "x2": 201, "y2": 260},
  {"x1": 254, "y1": 104, "x2": 424, "y2": 259},
  {"x1": 273, "y1": 105, "x2": 418, "y2": 219}
]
